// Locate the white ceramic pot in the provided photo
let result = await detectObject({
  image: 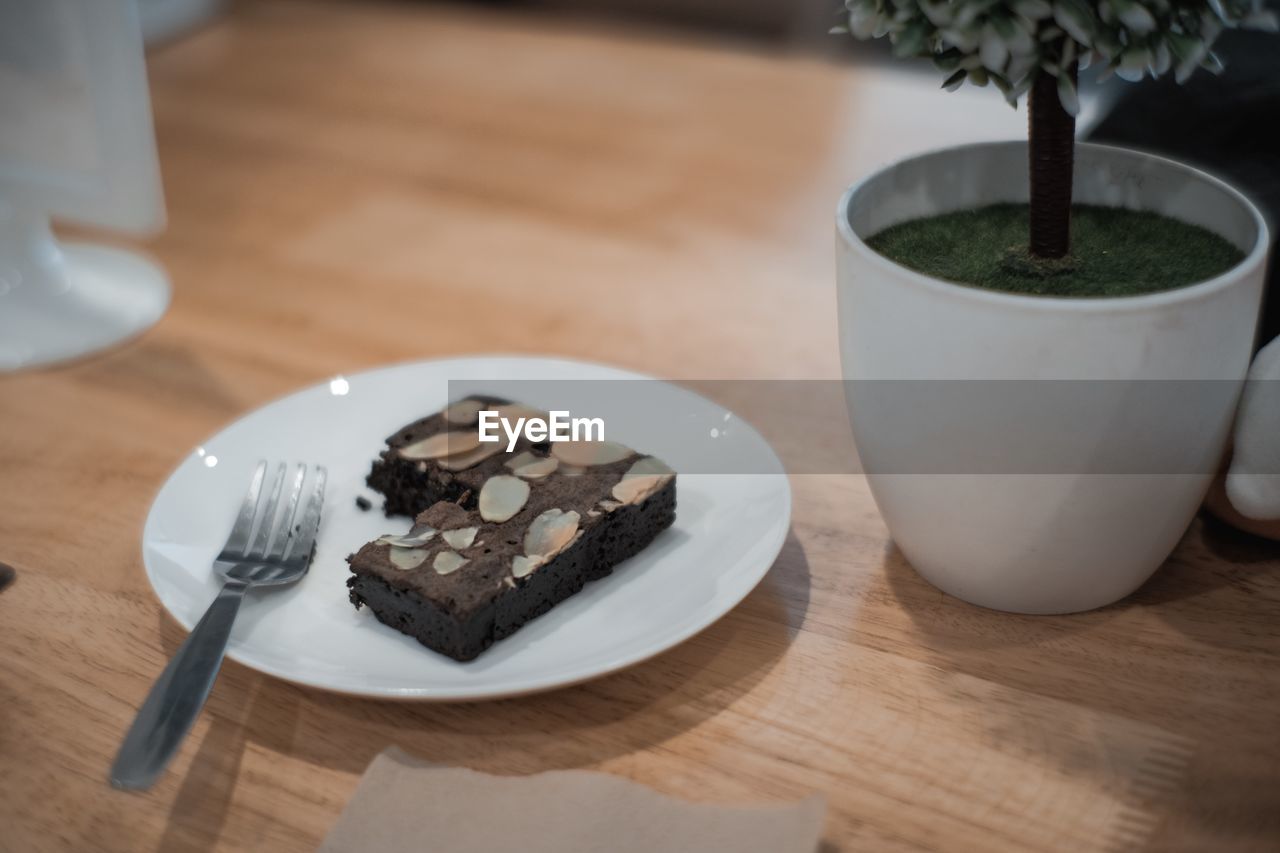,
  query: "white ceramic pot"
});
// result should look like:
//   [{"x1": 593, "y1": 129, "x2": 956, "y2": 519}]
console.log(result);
[{"x1": 836, "y1": 141, "x2": 1270, "y2": 614}]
